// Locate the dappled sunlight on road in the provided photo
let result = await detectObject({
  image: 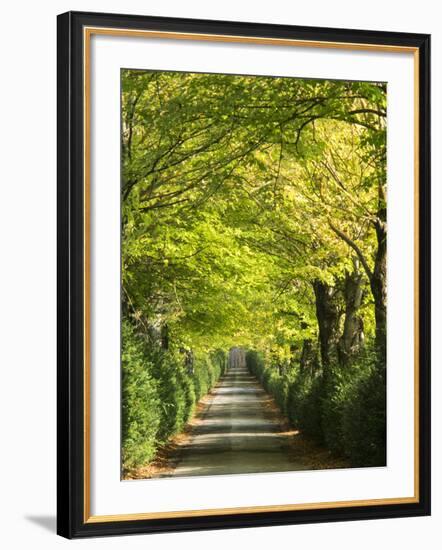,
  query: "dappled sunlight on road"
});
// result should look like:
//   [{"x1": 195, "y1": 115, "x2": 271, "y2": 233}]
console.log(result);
[{"x1": 169, "y1": 365, "x2": 308, "y2": 477}]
